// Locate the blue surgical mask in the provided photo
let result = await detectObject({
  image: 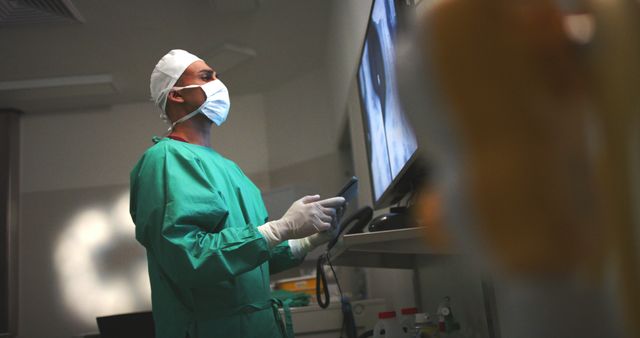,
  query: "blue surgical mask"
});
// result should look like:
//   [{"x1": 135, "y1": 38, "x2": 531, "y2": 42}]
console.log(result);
[{"x1": 168, "y1": 79, "x2": 231, "y2": 132}]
